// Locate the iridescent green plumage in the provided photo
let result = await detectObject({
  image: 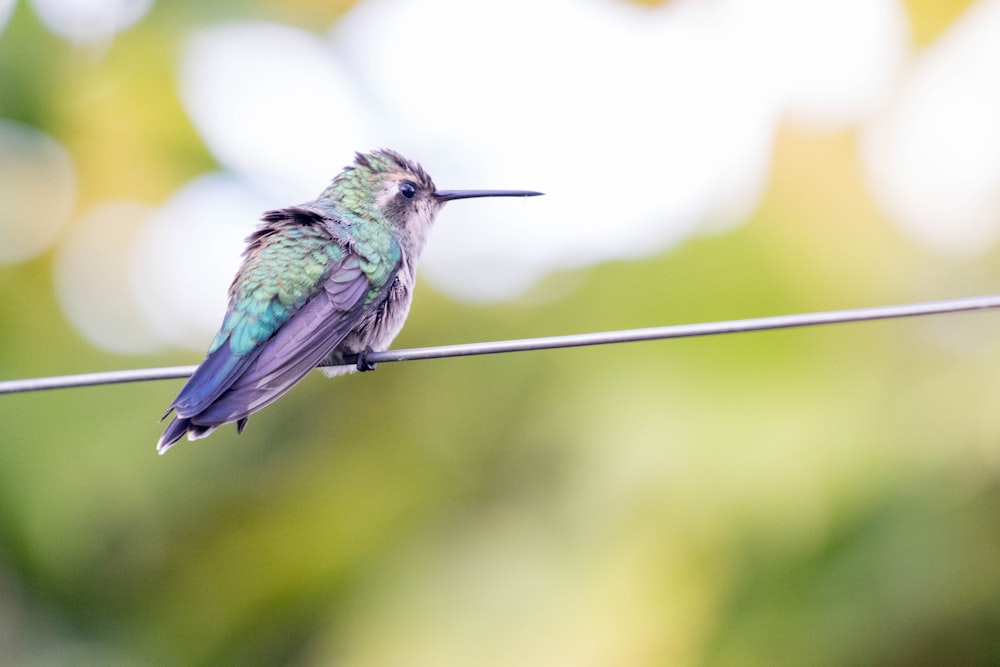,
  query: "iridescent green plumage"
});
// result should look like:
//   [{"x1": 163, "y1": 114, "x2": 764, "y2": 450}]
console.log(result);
[{"x1": 212, "y1": 220, "x2": 345, "y2": 356}]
